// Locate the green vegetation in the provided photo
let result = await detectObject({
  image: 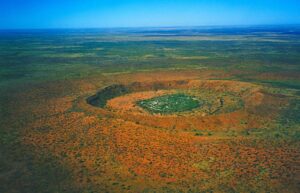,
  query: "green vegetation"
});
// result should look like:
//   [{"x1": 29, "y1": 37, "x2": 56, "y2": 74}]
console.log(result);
[
  {"x1": 280, "y1": 99, "x2": 300, "y2": 125},
  {"x1": 186, "y1": 89, "x2": 244, "y2": 115},
  {"x1": 137, "y1": 93, "x2": 202, "y2": 114},
  {"x1": 0, "y1": 130, "x2": 19, "y2": 145},
  {"x1": 1, "y1": 27, "x2": 300, "y2": 85}
]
